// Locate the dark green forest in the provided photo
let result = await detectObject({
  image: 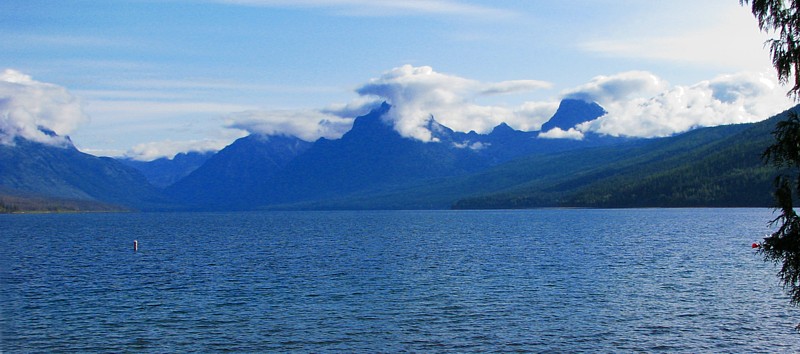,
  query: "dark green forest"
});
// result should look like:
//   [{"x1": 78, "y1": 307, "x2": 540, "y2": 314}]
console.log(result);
[{"x1": 452, "y1": 111, "x2": 784, "y2": 209}]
